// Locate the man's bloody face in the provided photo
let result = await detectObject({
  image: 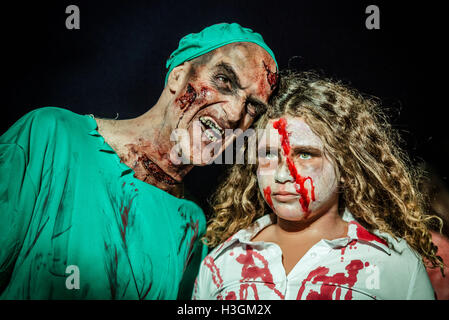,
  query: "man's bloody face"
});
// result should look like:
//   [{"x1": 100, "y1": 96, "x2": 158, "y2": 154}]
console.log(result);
[
  {"x1": 257, "y1": 117, "x2": 340, "y2": 221},
  {"x1": 172, "y1": 42, "x2": 278, "y2": 165}
]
